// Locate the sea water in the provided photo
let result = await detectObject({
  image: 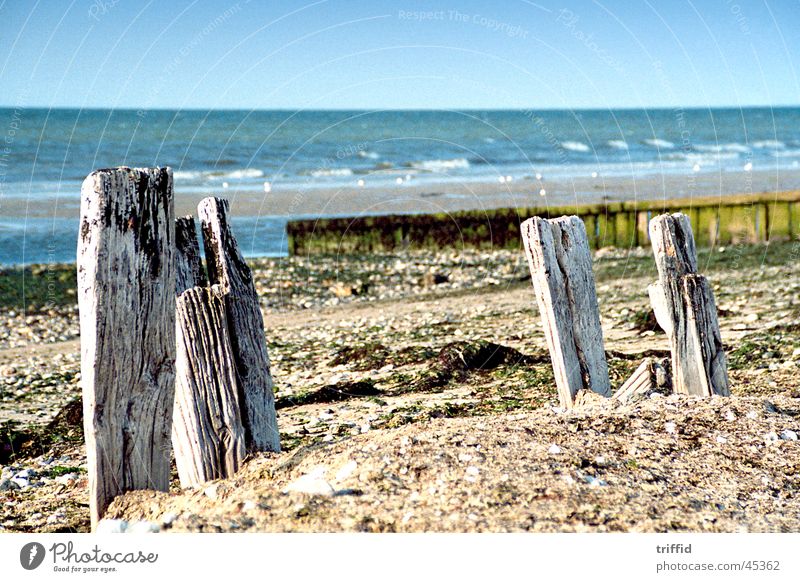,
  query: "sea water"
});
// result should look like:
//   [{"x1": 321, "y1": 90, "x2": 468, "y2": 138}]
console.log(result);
[{"x1": 1, "y1": 107, "x2": 799, "y2": 265}]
